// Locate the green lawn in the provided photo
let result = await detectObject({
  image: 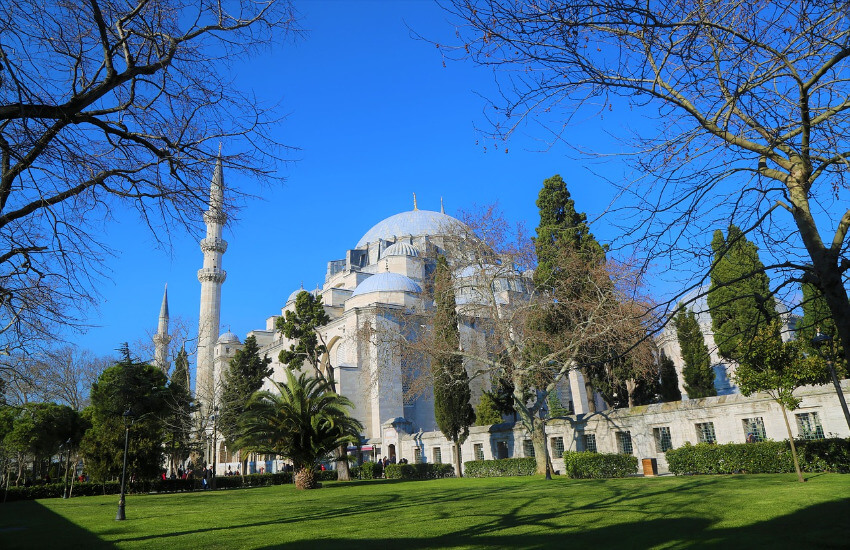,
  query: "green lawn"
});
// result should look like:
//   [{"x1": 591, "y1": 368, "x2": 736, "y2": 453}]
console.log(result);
[{"x1": 1, "y1": 474, "x2": 848, "y2": 549}]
